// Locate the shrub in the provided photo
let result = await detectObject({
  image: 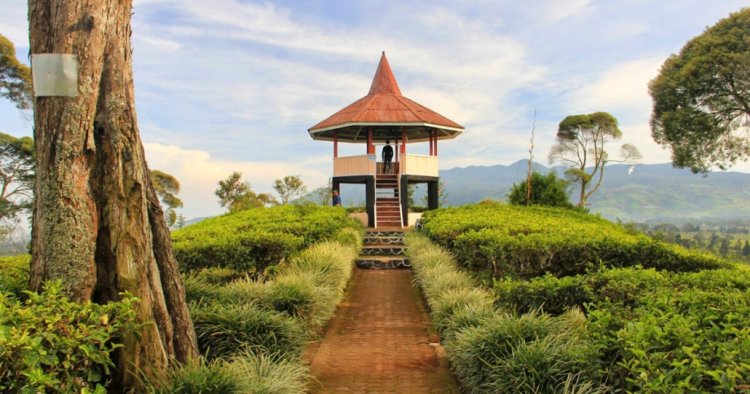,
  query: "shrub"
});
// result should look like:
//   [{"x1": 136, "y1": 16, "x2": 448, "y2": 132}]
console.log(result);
[
  {"x1": 147, "y1": 358, "x2": 245, "y2": 394},
  {"x1": 0, "y1": 254, "x2": 29, "y2": 297},
  {"x1": 588, "y1": 288, "x2": 750, "y2": 392},
  {"x1": 264, "y1": 271, "x2": 336, "y2": 330},
  {"x1": 430, "y1": 288, "x2": 494, "y2": 336},
  {"x1": 228, "y1": 350, "x2": 308, "y2": 394},
  {"x1": 420, "y1": 203, "x2": 728, "y2": 279},
  {"x1": 448, "y1": 309, "x2": 595, "y2": 394},
  {"x1": 507, "y1": 171, "x2": 573, "y2": 208},
  {"x1": 148, "y1": 351, "x2": 309, "y2": 394},
  {"x1": 494, "y1": 274, "x2": 593, "y2": 315},
  {"x1": 190, "y1": 302, "x2": 305, "y2": 360},
  {"x1": 172, "y1": 205, "x2": 360, "y2": 274},
  {"x1": 0, "y1": 281, "x2": 138, "y2": 393}
]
